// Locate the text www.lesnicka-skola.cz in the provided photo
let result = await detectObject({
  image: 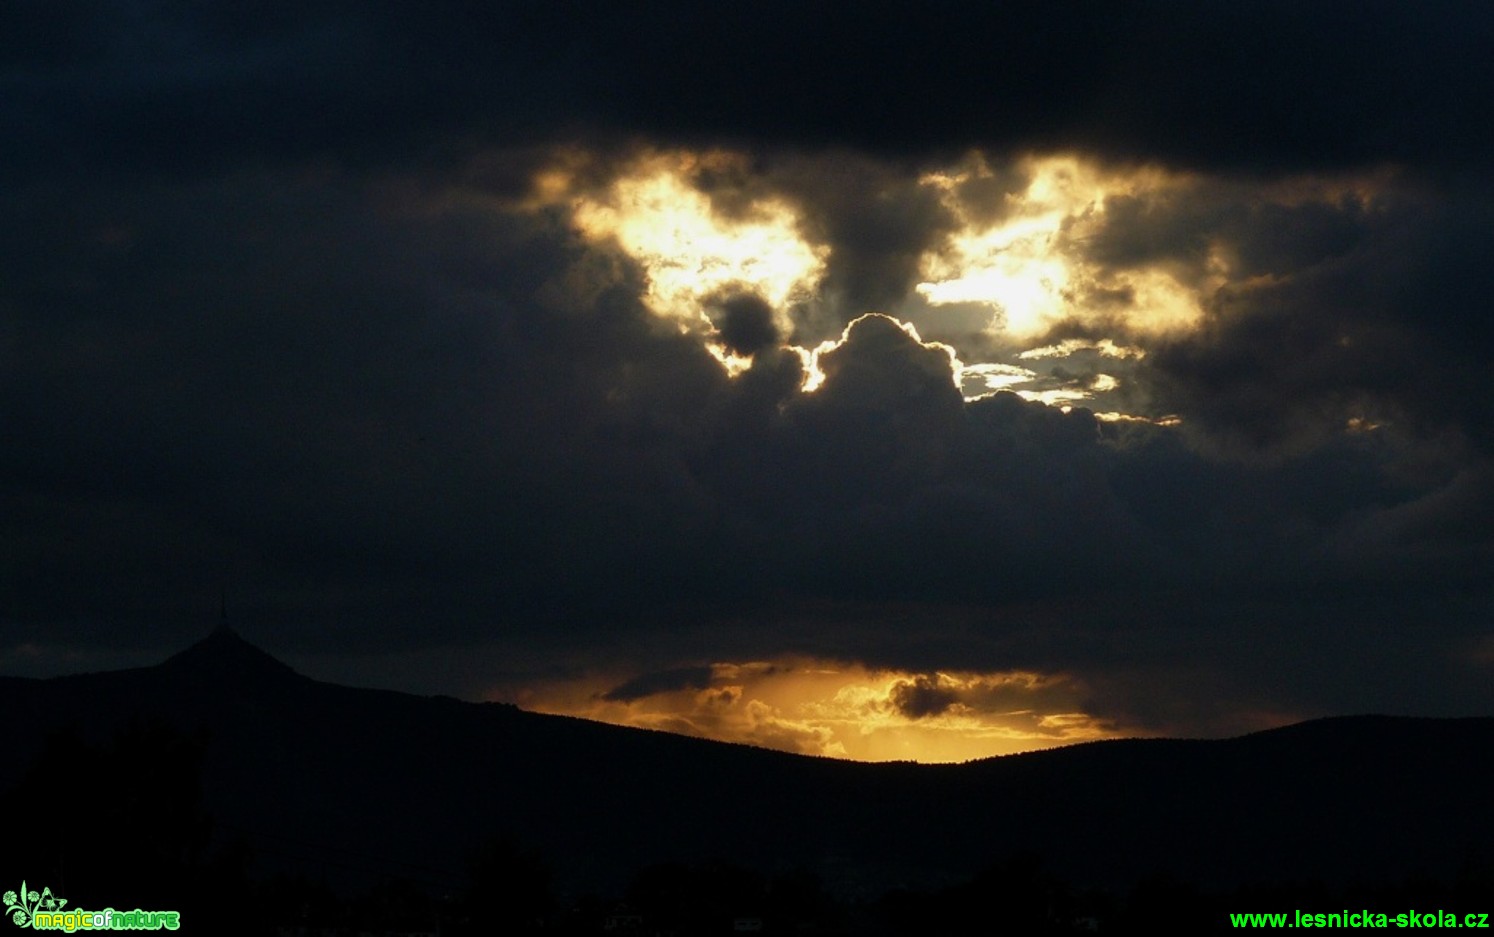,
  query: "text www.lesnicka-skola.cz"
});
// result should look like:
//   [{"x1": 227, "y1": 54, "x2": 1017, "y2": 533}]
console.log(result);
[{"x1": 1230, "y1": 910, "x2": 1489, "y2": 928}]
